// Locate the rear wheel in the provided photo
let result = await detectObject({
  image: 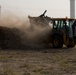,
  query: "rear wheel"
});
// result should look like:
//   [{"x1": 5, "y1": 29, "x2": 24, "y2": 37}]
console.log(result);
[
  {"x1": 66, "y1": 39, "x2": 75, "y2": 48},
  {"x1": 67, "y1": 45, "x2": 75, "y2": 48},
  {"x1": 66, "y1": 43, "x2": 75, "y2": 48},
  {"x1": 52, "y1": 35, "x2": 63, "y2": 48}
]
